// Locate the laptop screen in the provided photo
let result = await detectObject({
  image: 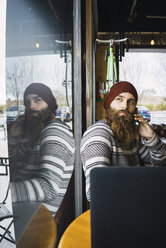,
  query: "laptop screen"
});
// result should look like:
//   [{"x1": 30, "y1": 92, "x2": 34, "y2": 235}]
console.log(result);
[{"x1": 90, "y1": 166, "x2": 166, "y2": 248}]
